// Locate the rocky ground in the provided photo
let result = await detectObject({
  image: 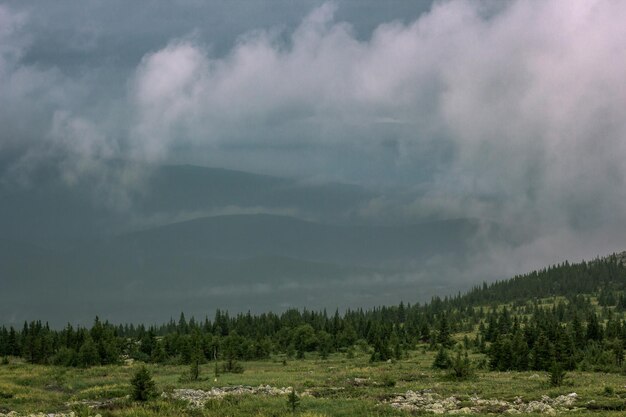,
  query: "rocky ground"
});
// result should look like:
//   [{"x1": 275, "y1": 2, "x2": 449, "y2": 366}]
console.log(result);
[
  {"x1": 164, "y1": 385, "x2": 295, "y2": 408},
  {"x1": 386, "y1": 390, "x2": 579, "y2": 415}
]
